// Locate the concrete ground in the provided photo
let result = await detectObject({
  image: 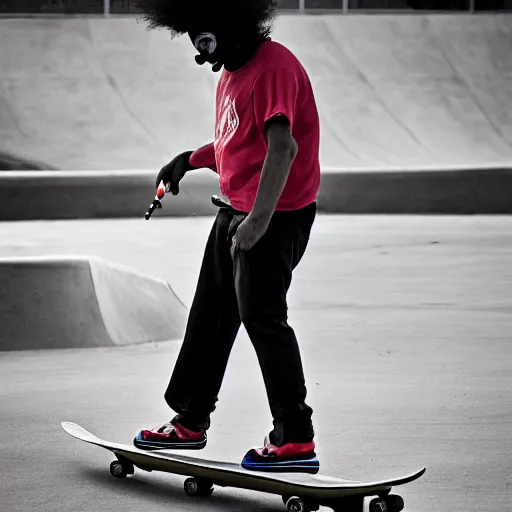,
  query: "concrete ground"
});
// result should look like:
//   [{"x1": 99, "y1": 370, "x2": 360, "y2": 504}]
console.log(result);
[{"x1": 1, "y1": 215, "x2": 511, "y2": 512}]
